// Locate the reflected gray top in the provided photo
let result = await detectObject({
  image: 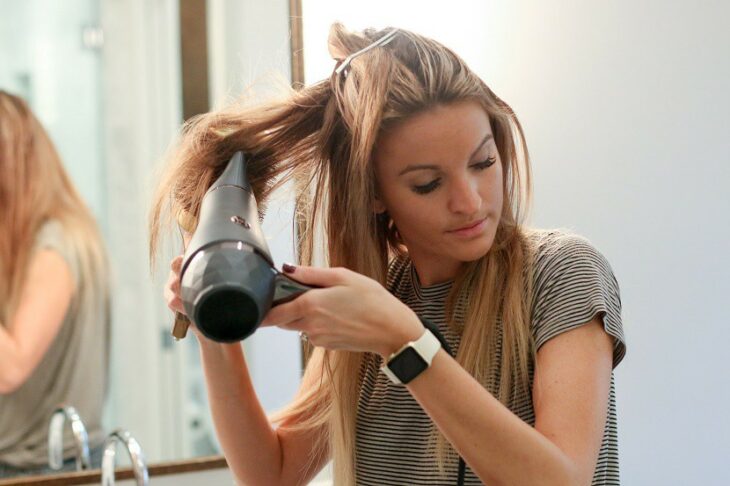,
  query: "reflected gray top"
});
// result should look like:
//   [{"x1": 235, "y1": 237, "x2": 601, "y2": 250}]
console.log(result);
[{"x1": 0, "y1": 220, "x2": 110, "y2": 467}]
